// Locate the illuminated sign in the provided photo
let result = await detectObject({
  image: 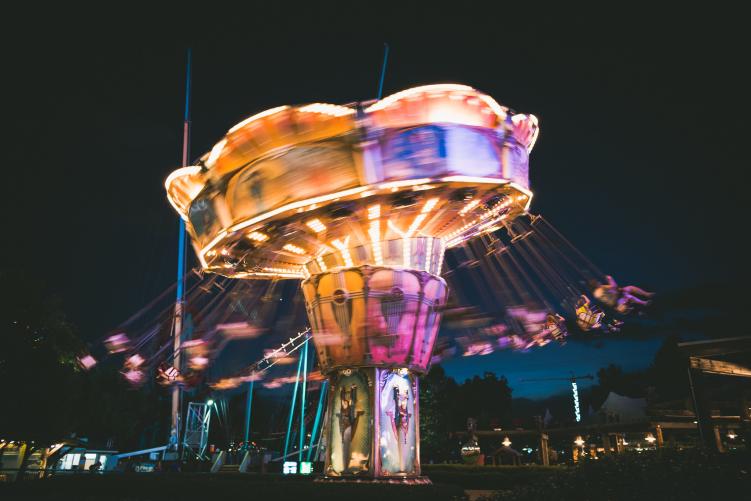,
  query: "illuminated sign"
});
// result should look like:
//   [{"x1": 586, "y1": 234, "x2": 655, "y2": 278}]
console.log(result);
[
  {"x1": 282, "y1": 461, "x2": 313, "y2": 475},
  {"x1": 572, "y1": 381, "x2": 581, "y2": 422}
]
